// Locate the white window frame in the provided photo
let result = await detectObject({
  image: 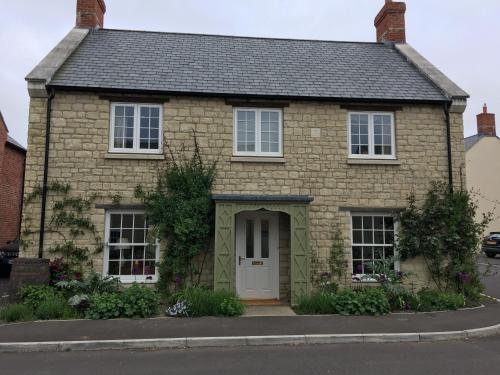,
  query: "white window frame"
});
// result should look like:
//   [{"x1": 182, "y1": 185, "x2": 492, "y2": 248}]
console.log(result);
[
  {"x1": 109, "y1": 102, "x2": 163, "y2": 154},
  {"x1": 350, "y1": 212, "x2": 400, "y2": 282},
  {"x1": 348, "y1": 112, "x2": 396, "y2": 159},
  {"x1": 103, "y1": 210, "x2": 160, "y2": 283},
  {"x1": 233, "y1": 108, "x2": 283, "y2": 157}
]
